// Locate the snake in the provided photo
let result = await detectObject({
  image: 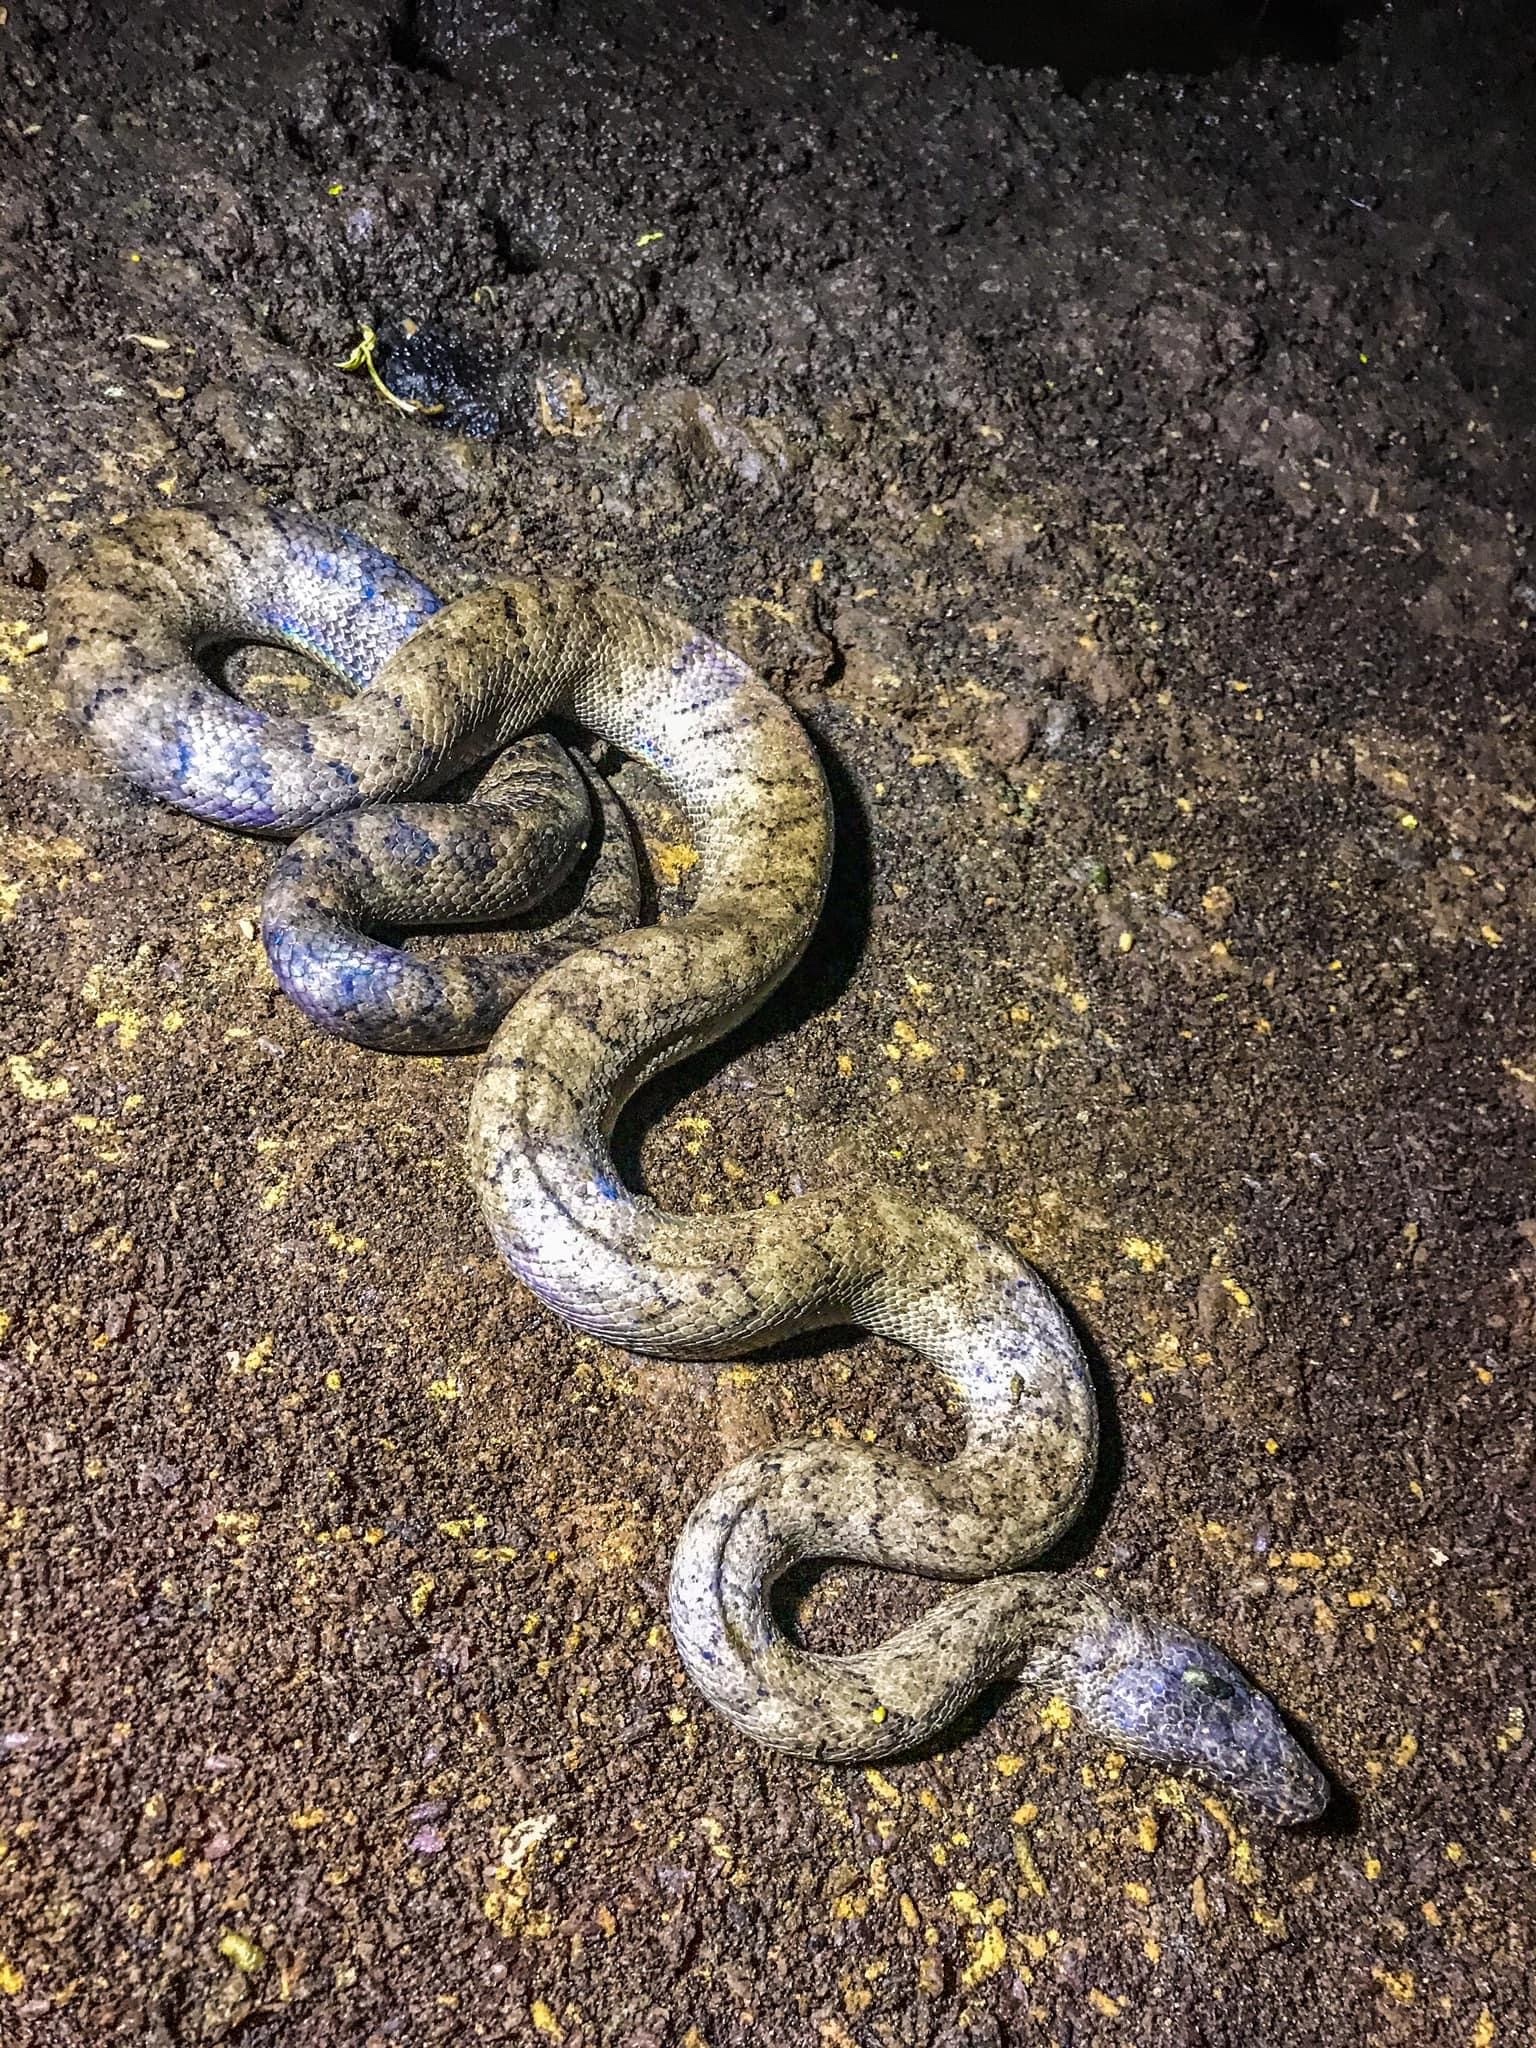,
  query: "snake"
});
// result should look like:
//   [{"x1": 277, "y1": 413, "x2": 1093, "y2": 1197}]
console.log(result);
[{"x1": 53, "y1": 505, "x2": 1328, "y2": 1823}]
